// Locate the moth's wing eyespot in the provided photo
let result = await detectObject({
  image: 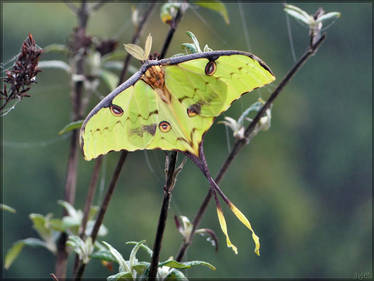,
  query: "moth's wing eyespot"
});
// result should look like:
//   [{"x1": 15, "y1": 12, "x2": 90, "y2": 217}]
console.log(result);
[
  {"x1": 159, "y1": 121, "x2": 171, "y2": 132},
  {"x1": 187, "y1": 107, "x2": 197, "y2": 117},
  {"x1": 186, "y1": 104, "x2": 201, "y2": 117},
  {"x1": 205, "y1": 61, "x2": 217, "y2": 76},
  {"x1": 187, "y1": 108, "x2": 197, "y2": 117},
  {"x1": 110, "y1": 104, "x2": 124, "y2": 117}
]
